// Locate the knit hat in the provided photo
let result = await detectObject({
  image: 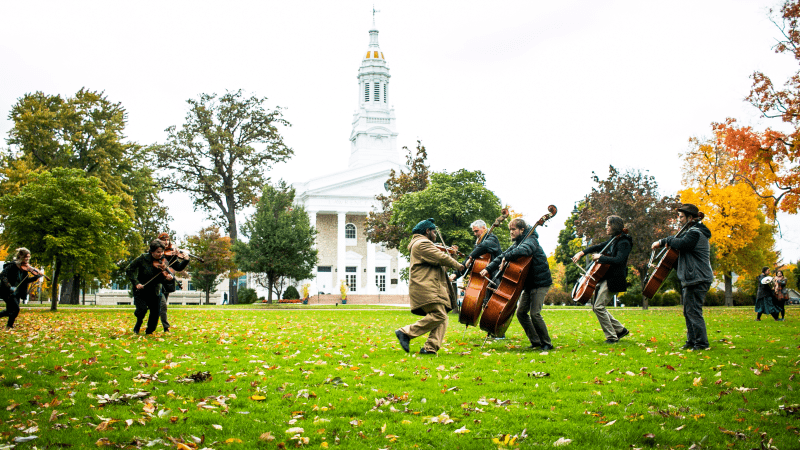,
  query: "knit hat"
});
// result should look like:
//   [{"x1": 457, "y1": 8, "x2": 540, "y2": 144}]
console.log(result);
[
  {"x1": 158, "y1": 232, "x2": 170, "y2": 241},
  {"x1": 412, "y1": 218, "x2": 436, "y2": 234}
]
